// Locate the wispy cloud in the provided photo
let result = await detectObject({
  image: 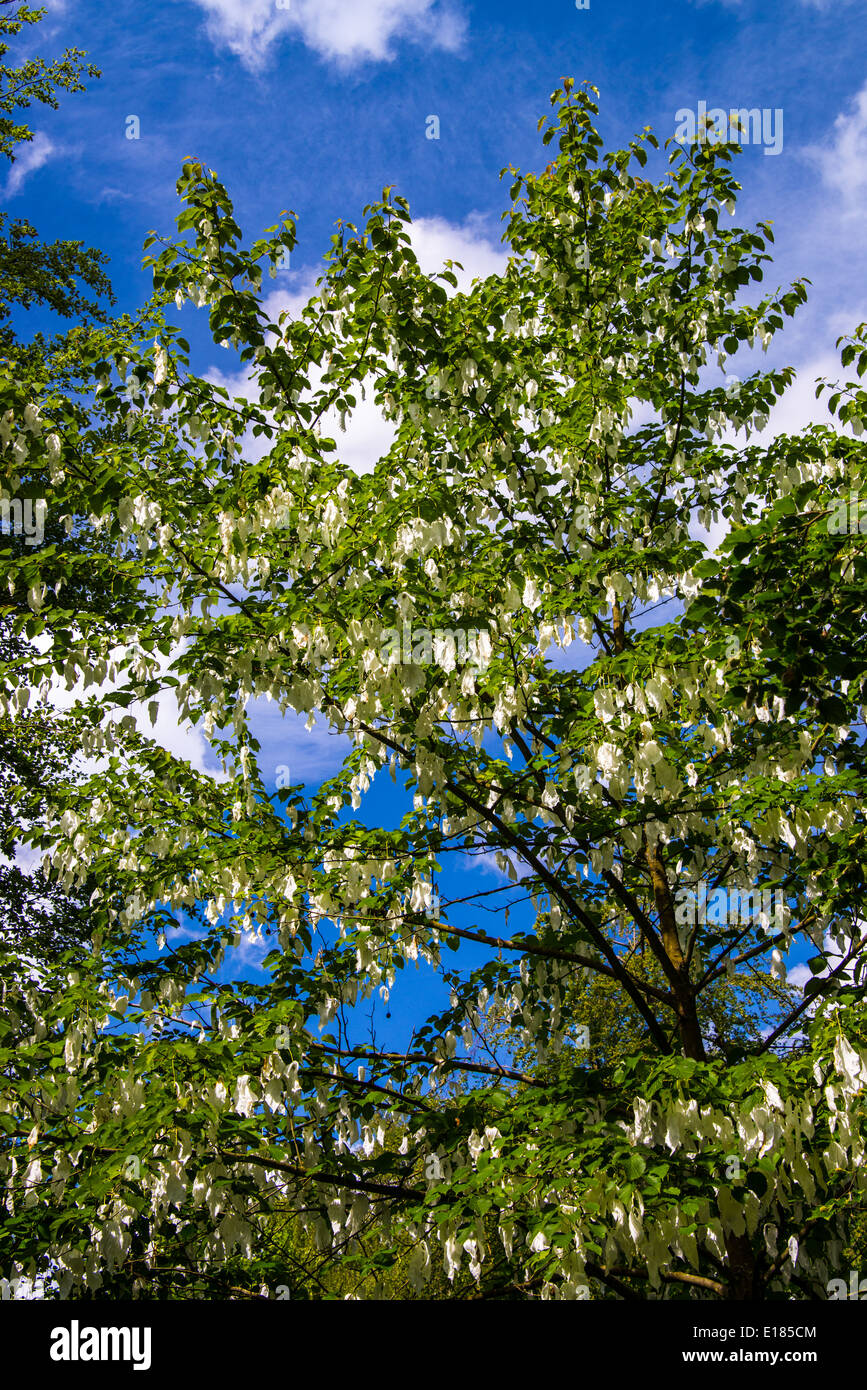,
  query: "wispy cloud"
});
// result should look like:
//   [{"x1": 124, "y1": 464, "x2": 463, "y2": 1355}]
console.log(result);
[
  {"x1": 804, "y1": 79, "x2": 867, "y2": 211},
  {"x1": 248, "y1": 700, "x2": 352, "y2": 788},
  {"x1": 5, "y1": 132, "x2": 56, "y2": 197},
  {"x1": 474, "y1": 849, "x2": 532, "y2": 883},
  {"x1": 182, "y1": 0, "x2": 466, "y2": 70}
]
